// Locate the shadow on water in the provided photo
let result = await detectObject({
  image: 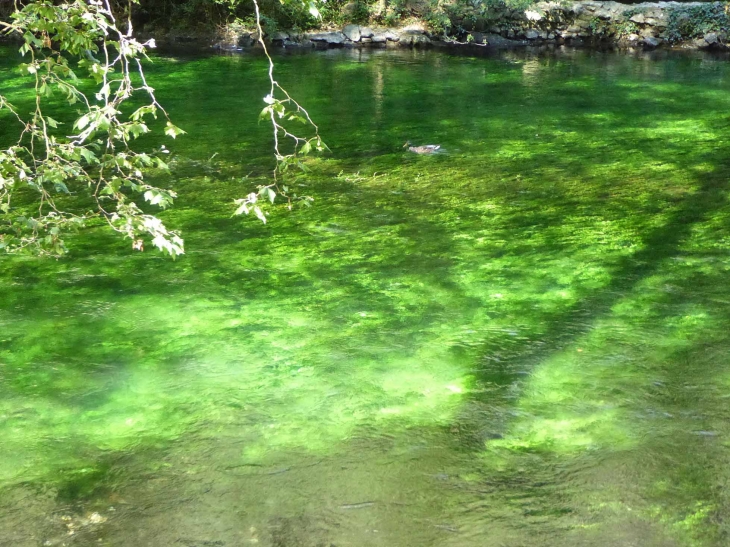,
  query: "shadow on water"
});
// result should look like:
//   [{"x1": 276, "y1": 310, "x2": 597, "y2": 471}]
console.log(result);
[
  {"x1": 440, "y1": 149, "x2": 730, "y2": 546},
  {"x1": 467, "y1": 151, "x2": 730, "y2": 395}
]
